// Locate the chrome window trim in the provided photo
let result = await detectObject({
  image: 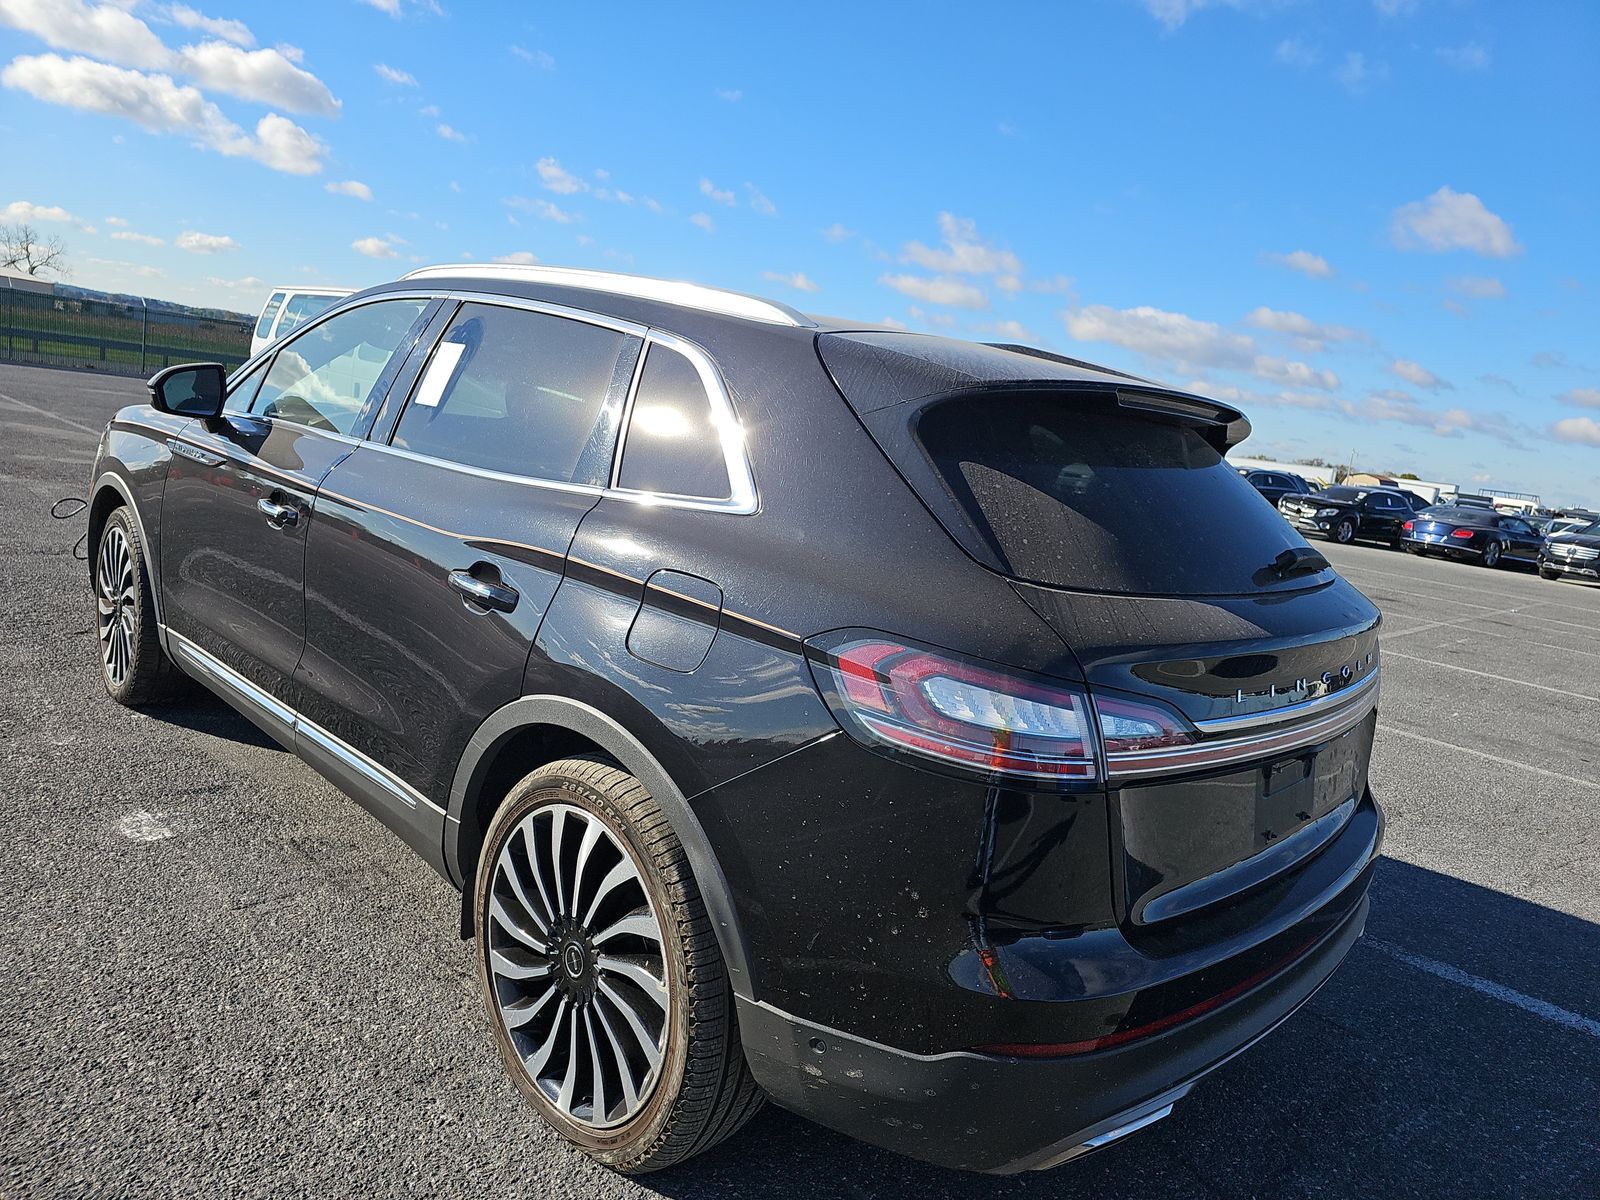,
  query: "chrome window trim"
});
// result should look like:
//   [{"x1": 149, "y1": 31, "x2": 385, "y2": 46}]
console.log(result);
[
  {"x1": 227, "y1": 290, "x2": 440, "y2": 386},
  {"x1": 1191, "y1": 668, "x2": 1380, "y2": 735},
  {"x1": 402, "y1": 263, "x2": 815, "y2": 328},
  {"x1": 359, "y1": 439, "x2": 605, "y2": 497},
  {"x1": 439, "y1": 289, "x2": 650, "y2": 338},
  {"x1": 607, "y1": 330, "x2": 759, "y2": 516},
  {"x1": 1105, "y1": 687, "x2": 1377, "y2": 781},
  {"x1": 165, "y1": 629, "x2": 445, "y2": 816}
]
